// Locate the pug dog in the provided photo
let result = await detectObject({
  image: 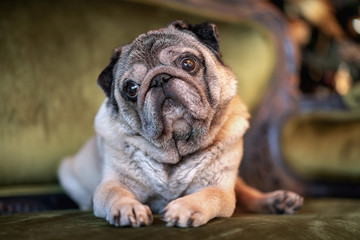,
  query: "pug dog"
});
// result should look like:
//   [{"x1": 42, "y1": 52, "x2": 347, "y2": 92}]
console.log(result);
[{"x1": 58, "y1": 20, "x2": 303, "y2": 228}]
